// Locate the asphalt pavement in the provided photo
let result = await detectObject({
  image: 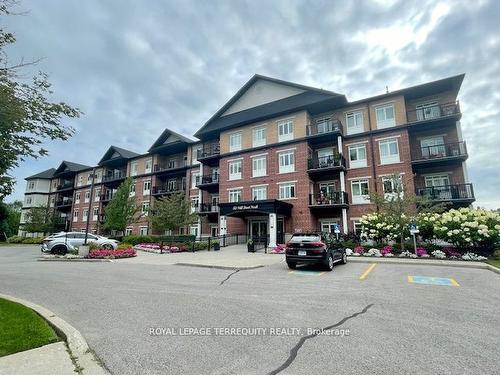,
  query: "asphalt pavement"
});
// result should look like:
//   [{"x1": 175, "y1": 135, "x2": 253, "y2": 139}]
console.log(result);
[{"x1": 0, "y1": 245, "x2": 499, "y2": 375}]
